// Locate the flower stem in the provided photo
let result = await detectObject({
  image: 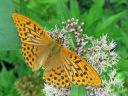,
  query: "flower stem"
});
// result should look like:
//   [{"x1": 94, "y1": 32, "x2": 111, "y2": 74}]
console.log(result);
[{"x1": 70, "y1": 85, "x2": 86, "y2": 96}]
